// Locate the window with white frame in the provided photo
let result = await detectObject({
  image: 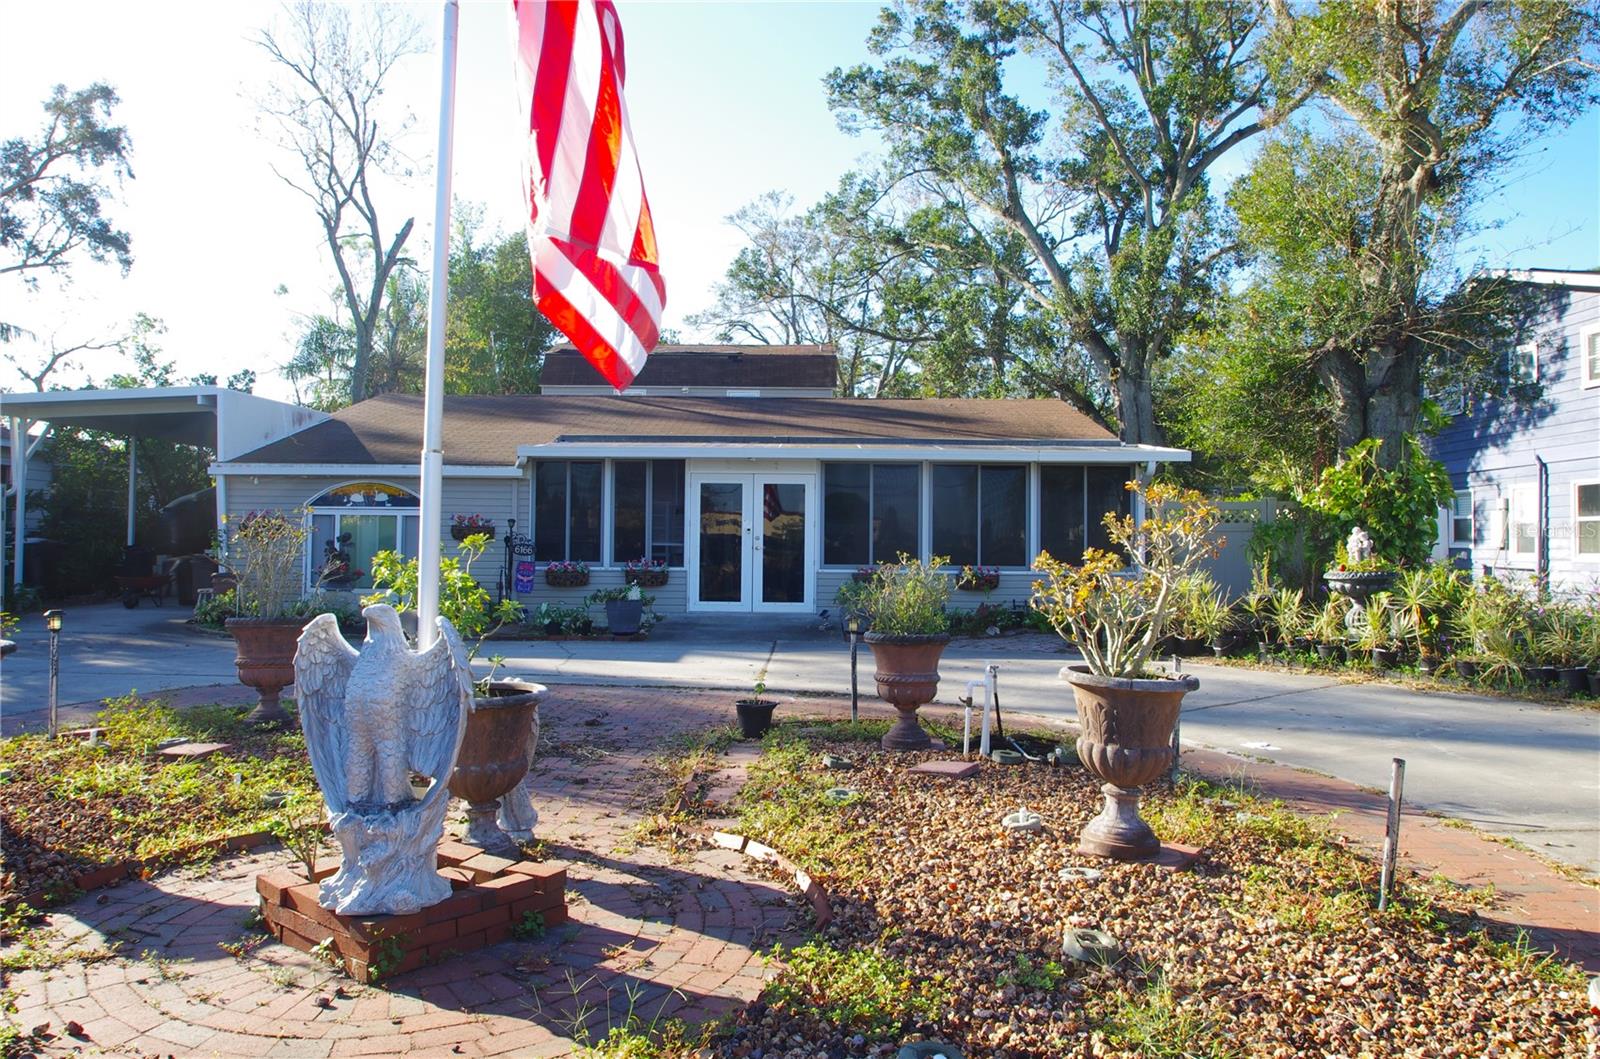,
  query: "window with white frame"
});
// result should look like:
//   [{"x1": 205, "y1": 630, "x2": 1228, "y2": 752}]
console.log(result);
[
  {"x1": 1509, "y1": 483, "x2": 1537, "y2": 557},
  {"x1": 306, "y1": 482, "x2": 420, "y2": 591},
  {"x1": 532, "y1": 461, "x2": 603, "y2": 563},
  {"x1": 1449, "y1": 490, "x2": 1473, "y2": 546},
  {"x1": 1576, "y1": 482, "x2": 1600, "y2": 557},
  {"x1": 1582, "y1": 326, "x2": 1600, "y2": 388},
  {"x1": 1509, "y1": 341, "x2": 1539, "y2": 384},
  {"x1": 611, "y1": 459, "x2": 686, "y2": 567}
]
